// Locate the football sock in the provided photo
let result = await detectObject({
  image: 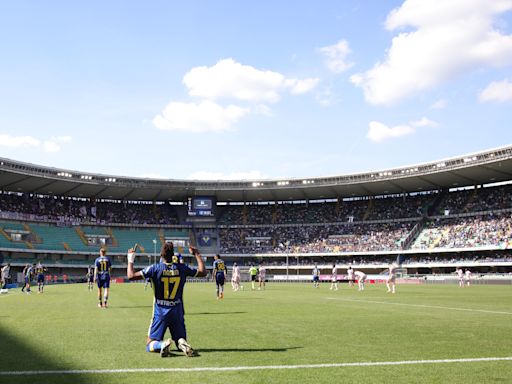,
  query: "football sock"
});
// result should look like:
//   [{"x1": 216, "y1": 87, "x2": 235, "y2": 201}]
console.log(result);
[{"x1": 147, "y1": 341, "x2": 164, "y2": 352}]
